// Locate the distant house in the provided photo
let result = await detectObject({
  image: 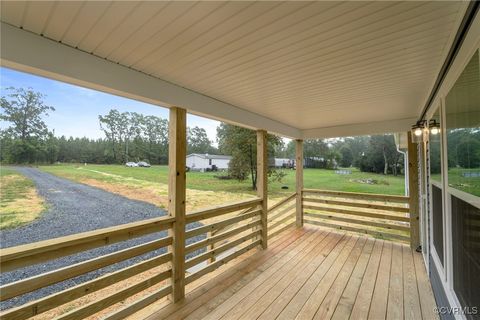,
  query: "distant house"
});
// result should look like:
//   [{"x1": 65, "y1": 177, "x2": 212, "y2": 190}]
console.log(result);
[
  {"x1": 186, "y1": 154, "x2": 232, "y2": 171},
  {"x1": 274, "y1": 158, "x2": 295, "y2": 169}
]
